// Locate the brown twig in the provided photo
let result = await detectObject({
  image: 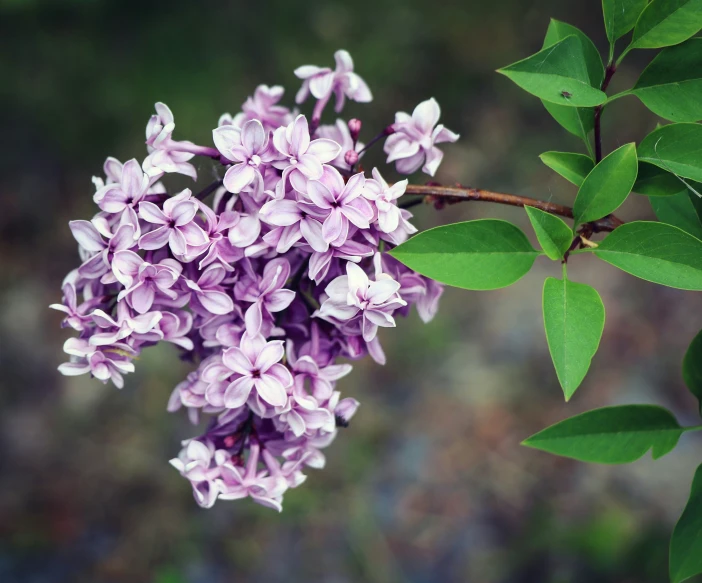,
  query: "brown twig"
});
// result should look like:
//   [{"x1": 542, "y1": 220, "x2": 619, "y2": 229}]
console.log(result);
[{"x1": 403, "y1": 184, "x2": 624, "y2": 233}]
